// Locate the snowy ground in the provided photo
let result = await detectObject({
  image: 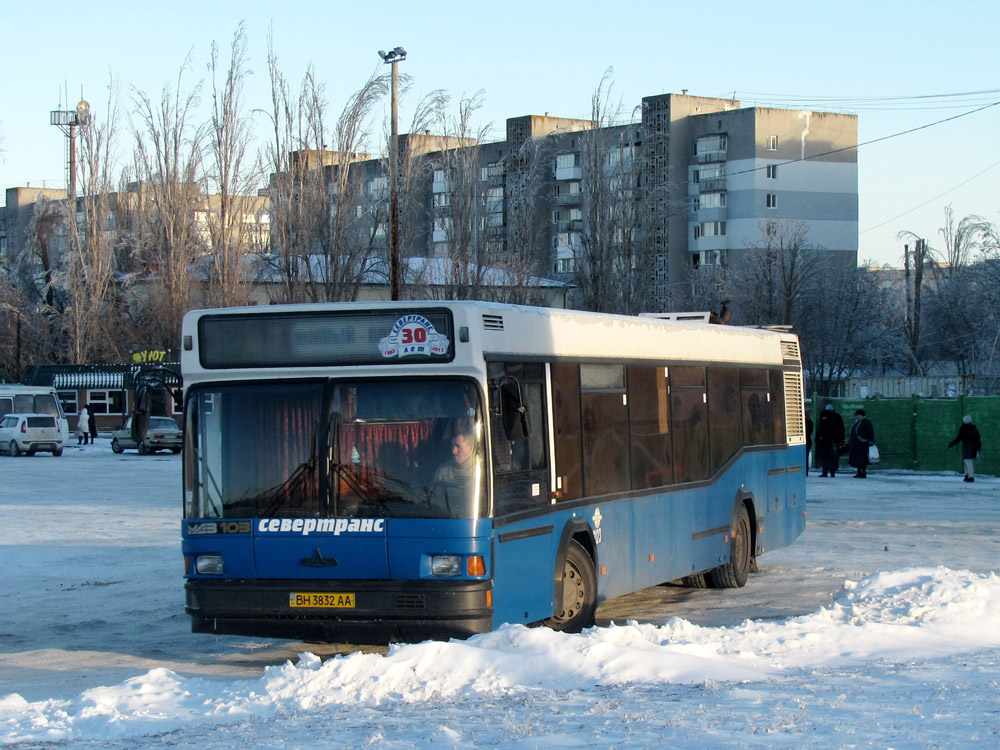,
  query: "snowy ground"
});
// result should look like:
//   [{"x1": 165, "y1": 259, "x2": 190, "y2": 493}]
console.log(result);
[{"x1": 2, "y1": 442, "x2": 999, "y2": 748}]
